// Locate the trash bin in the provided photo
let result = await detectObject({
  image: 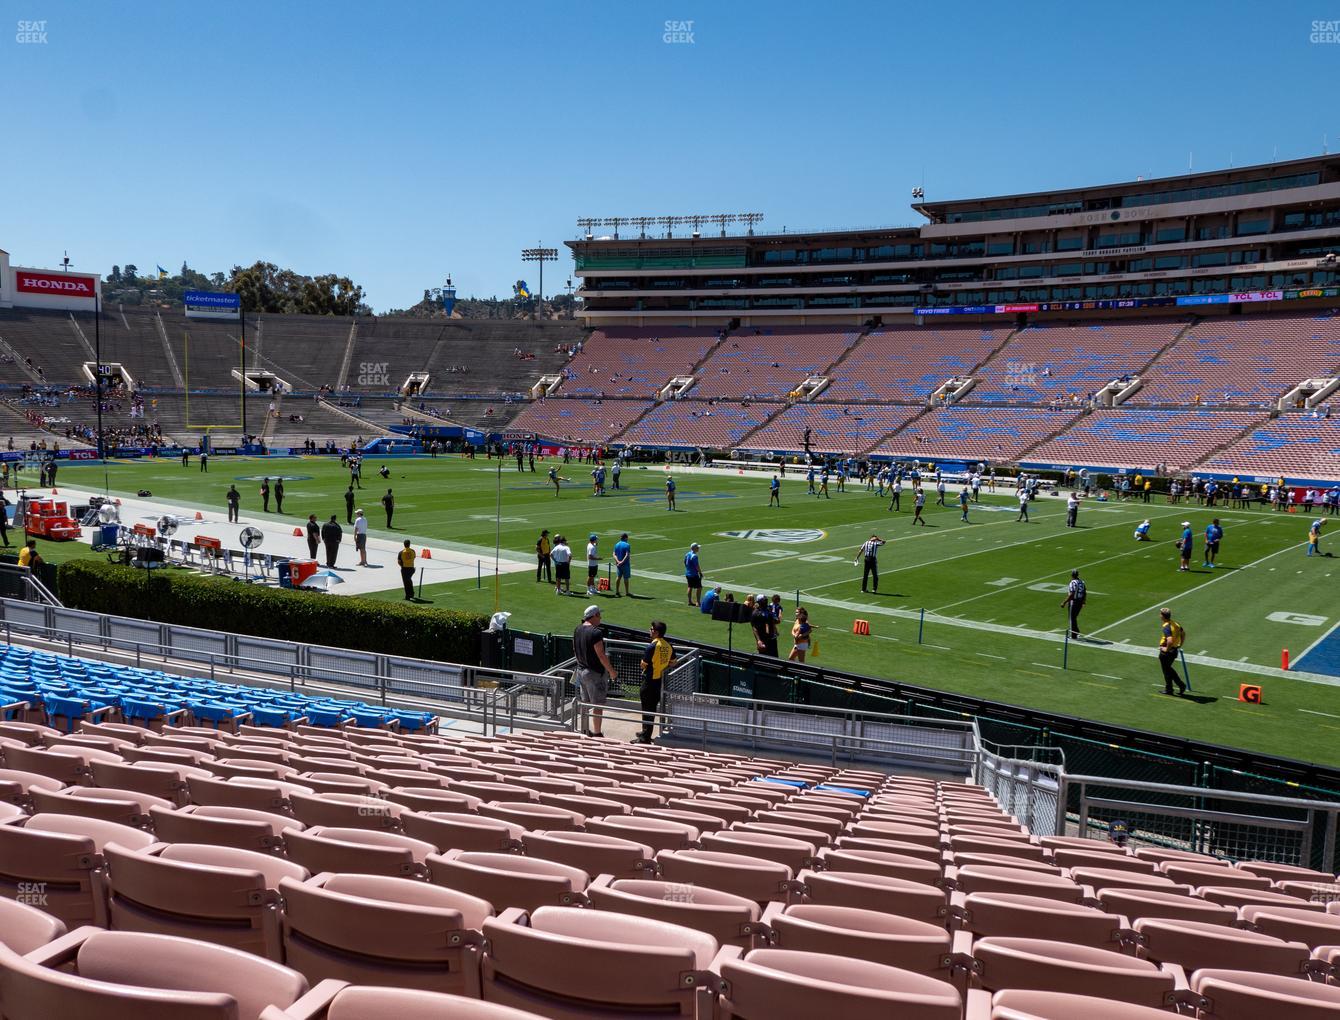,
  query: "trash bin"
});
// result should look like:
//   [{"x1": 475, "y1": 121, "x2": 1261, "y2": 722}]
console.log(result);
[
  {"x1": 95, "y1": 524, "x2": 120, "y2": 548},
  {"x1": 479, "y1": 629, "x2": 504, "y2": 670}
]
